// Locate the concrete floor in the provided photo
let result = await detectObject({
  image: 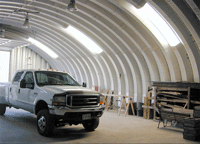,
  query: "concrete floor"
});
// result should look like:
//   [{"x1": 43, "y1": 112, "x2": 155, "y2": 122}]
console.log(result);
[{"x1": 0, "y1": 107, "x2": 199, "y2": 143}]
